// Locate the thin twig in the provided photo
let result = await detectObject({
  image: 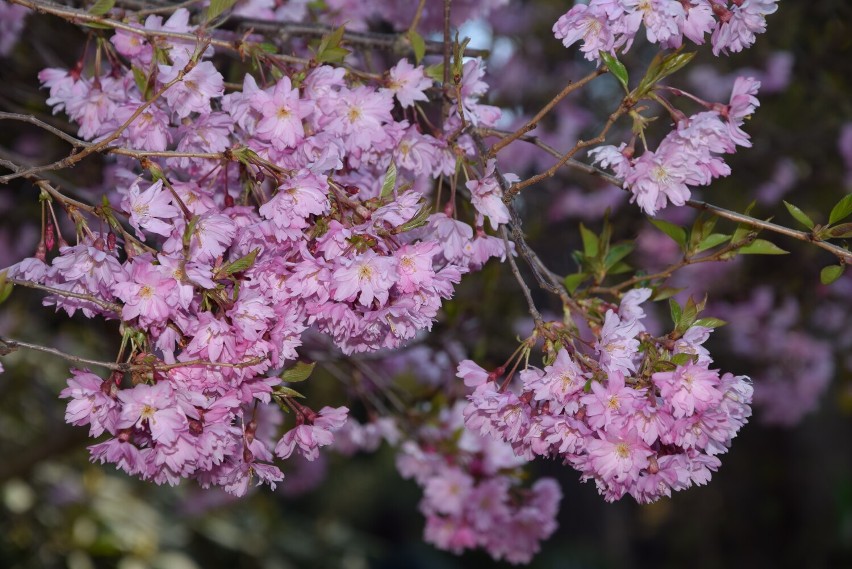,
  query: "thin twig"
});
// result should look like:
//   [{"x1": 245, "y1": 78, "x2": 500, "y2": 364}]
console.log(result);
[
  {"x1": 505, "y1": 101, "x2": 630, "y2": 199},
  {"x1": 0, "y1": 336, "x2": 127, "y2": 371},
  {"x1": 8, "y1": 278, "x2": 122, "y2": 313},
  {"x1": 488, "y1": 68, "x2": 606, "y2": 158}
]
